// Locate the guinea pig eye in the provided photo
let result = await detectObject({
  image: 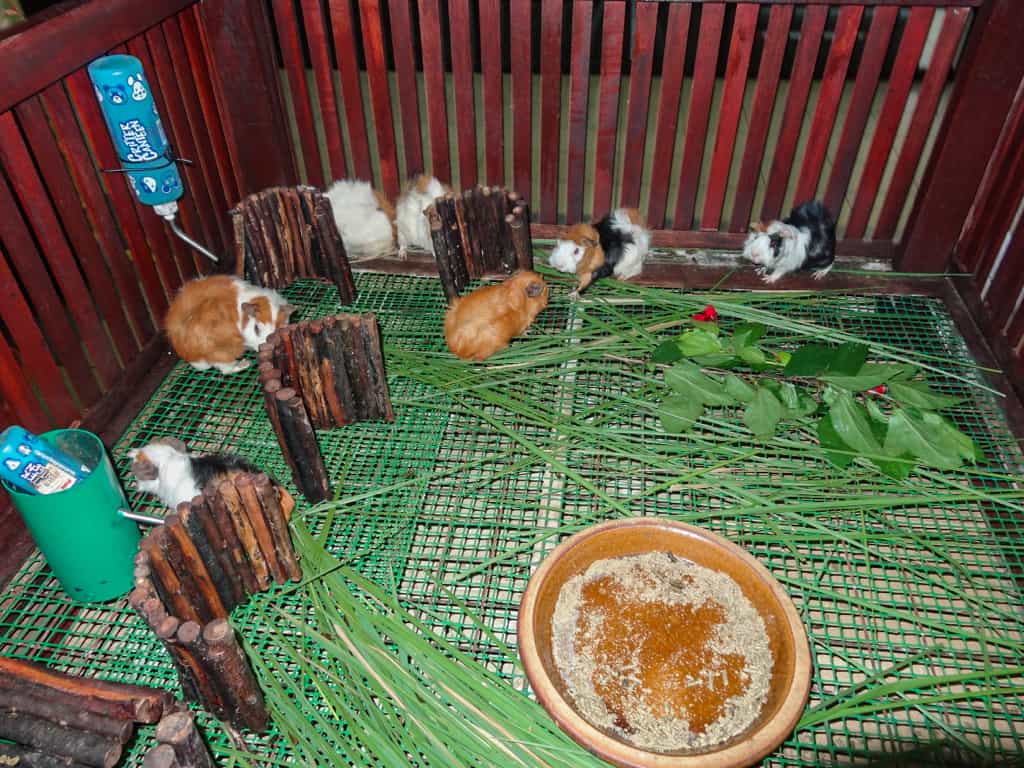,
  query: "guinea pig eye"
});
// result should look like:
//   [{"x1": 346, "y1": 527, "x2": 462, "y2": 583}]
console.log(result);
[{"x1": 253, "y1": 322, "x2": 263, "y2": 336}]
